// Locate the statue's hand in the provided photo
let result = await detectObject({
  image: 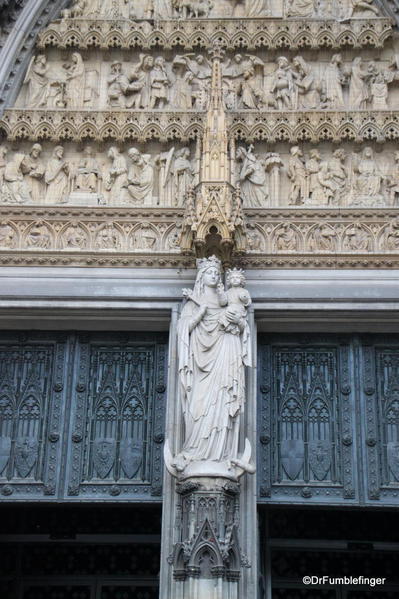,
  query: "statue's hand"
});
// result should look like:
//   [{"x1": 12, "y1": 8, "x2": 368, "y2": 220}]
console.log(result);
[
  {"x1": 182, "y1": 288, "x2": 193, "y2": 299},
  {"x1": 225, "y1": 307, "x2": 241, "y2": 324}
]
